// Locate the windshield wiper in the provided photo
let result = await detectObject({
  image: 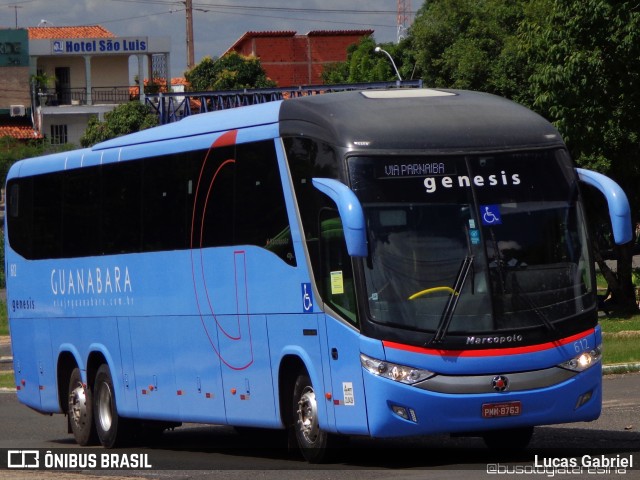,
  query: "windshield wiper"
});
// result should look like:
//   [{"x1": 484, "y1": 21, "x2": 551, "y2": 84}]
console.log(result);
[
  {"x1": 511, "y1": 274, "x2": 557, "y2": 333},
  {"x1": 428, "y1": 255, "x2": 474, "y2": 345}
]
